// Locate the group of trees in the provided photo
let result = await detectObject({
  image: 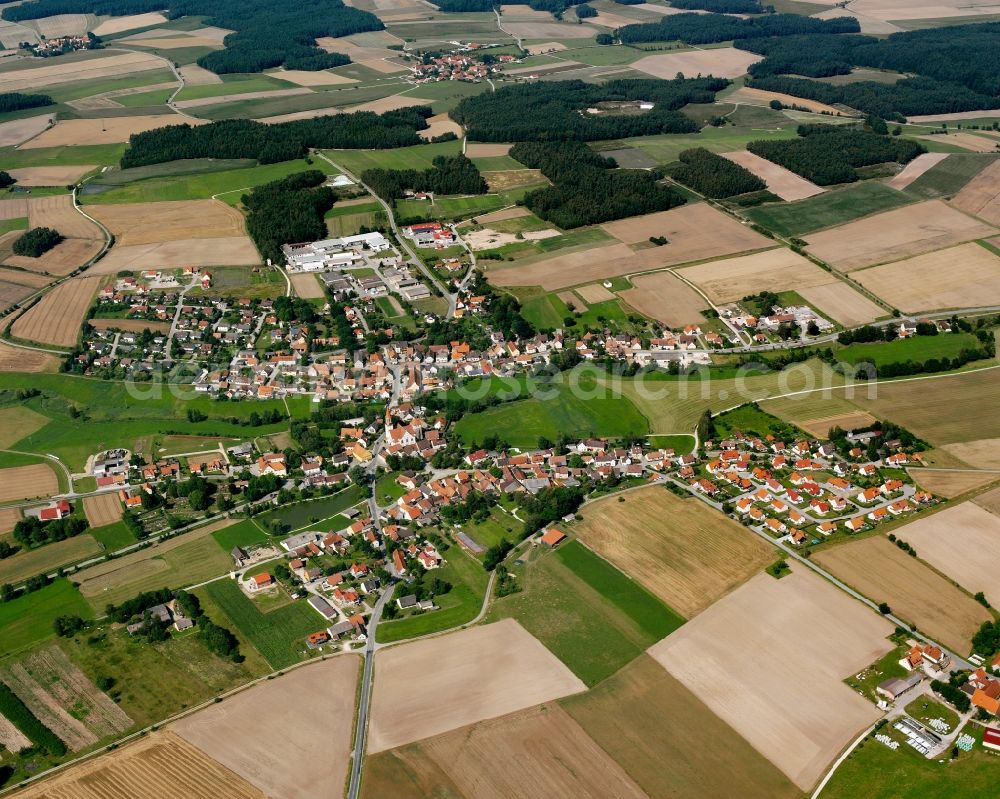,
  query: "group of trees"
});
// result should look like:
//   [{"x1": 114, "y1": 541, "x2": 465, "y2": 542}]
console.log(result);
[
  {"x1": 362, "y1": 154, "x2": 488, "y2": 201},
  {"x1": 0, "y1": 171, "x2": 13, "y2": 190},
  {"x1": 671, "y1": 0, "x2": 768, "y2": 12},
  {"x1": 120, "y1": 108, "x2": 433, "y2": 168},
  {"x1": 12, "y1": 514, "x2": 88, "y2": 549},
  {"x1": 428, "y1": 0, "x2": 584, "y2": 16},
  {"x1": 511, "y1": 140, "x2": 686, "y2": 228},
  {"x1": 670, "y1": 147, "x2": 766, "y2": 198},
  {"x1": 12, "y1": 227, "x2": 63, "y2": 257},
  {"x1": 242, "y1": 170, "x2": 335, "y2": 264},
  {"x1": 0, "y1": 92, "x2": 54, "y2": 114},
  {"x1": 747, "y1": 124, "x2": 923, "y2": 186},
  {"x1": 451, "y1": 78, "x2": 726, "y2": 142},
  {"x1": 615, "y1": 12, "x2": 857, "y2": 45}
]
